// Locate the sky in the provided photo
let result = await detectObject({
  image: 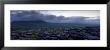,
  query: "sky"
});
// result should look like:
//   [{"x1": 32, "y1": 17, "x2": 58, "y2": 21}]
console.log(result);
[
  {"x1": 11, "y1": 10, "x2": 100, "y2": 25},
  {"x1": 39, "y1": 10, "x2": 100, "y2": 18}
]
